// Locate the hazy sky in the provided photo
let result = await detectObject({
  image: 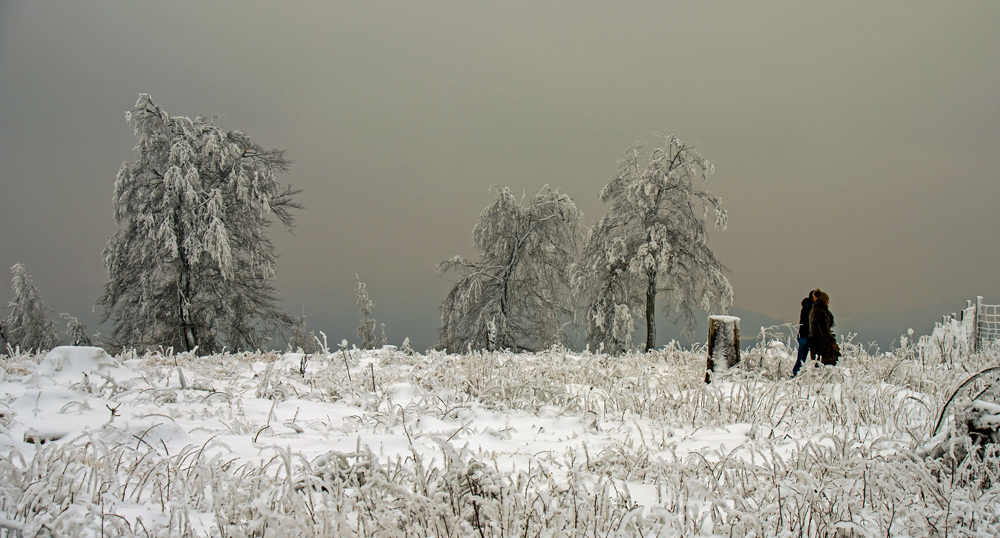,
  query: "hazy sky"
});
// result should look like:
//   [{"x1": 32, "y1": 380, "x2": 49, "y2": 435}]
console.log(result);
[{"x1": 2, "y1": 2, "x2": 999, "y2": 351}]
